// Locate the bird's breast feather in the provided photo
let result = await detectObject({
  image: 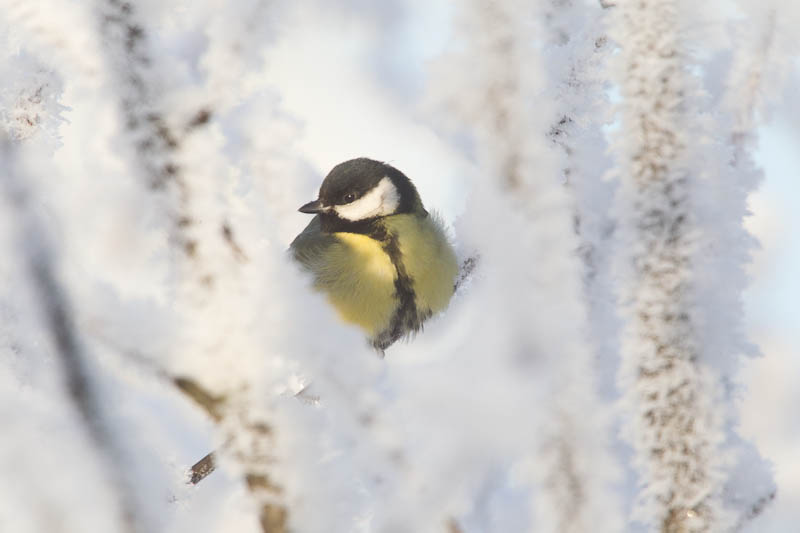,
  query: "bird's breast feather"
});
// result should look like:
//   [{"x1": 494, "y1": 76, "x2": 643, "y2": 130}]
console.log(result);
[{"x1": 383, "y1": 213, "x2": 459, "y2": 314}]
